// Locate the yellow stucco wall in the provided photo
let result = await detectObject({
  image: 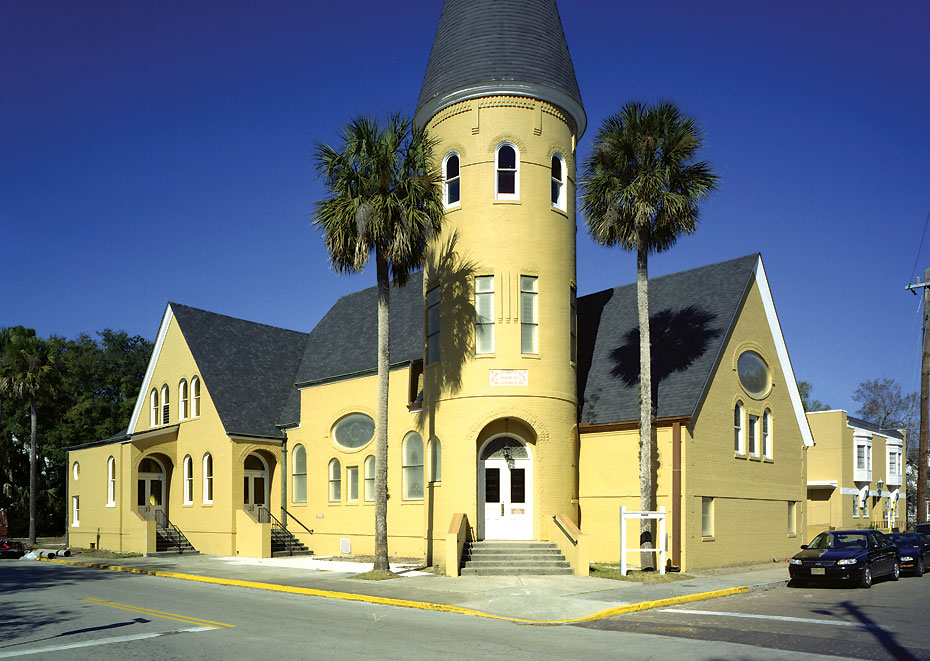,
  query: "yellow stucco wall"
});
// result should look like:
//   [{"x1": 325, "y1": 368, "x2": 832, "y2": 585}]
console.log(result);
[{"x1": 683, "y1": 280, "x2": 807, "y2": 569}]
